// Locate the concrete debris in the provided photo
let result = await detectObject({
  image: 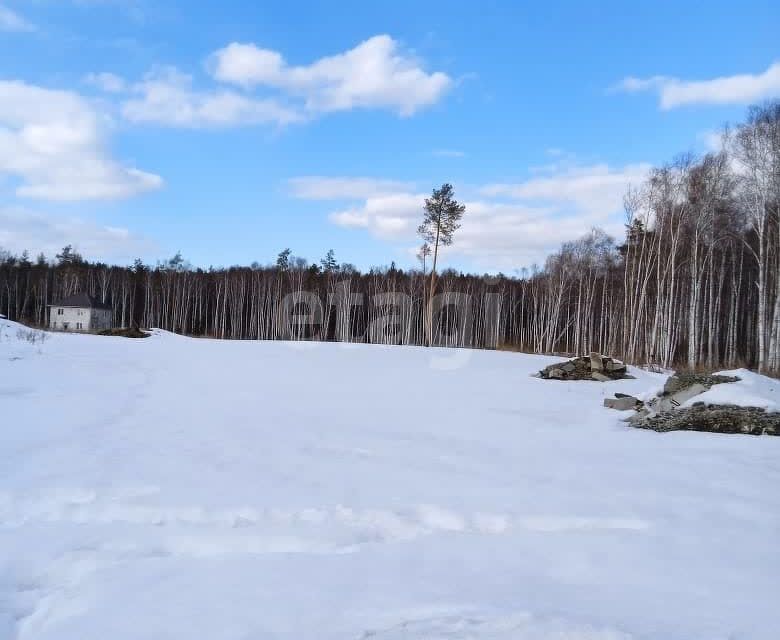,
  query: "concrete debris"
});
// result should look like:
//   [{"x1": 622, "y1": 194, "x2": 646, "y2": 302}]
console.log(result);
[{"x1": 604, "y1": 396, "x2": 640, "y2": 411}]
